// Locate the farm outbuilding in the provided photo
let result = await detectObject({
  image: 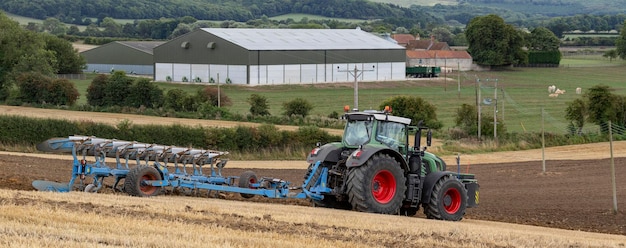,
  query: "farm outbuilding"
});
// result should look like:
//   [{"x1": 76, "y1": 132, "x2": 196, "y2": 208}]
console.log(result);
[
  {"x1": 152, "y1": 28, "x2": 406, "y2": 85},
  {"x1": 81, "y1": 41, "x2": 164, "y2": 75}
]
